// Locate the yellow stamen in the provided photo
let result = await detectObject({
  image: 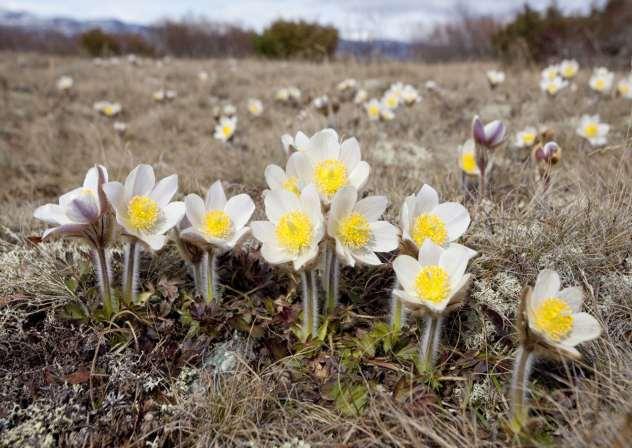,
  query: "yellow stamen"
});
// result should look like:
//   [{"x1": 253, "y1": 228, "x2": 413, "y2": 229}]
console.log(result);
[
  {"x1": 584, "y1": 123, "x2": 598, "y2": 138},
  {"x1": 563, "y1": 66, "x2": 575, "y2": 78},
  {"x1": 275, "y1": 211, "x2": 312, "y2": 254},
  {"x1": 594, "y1": 78, "x2": 605, "y2": 91},
  {"x1": 313, "y1": 159, "x2": 347, "y2": 198},
  {"x1": 368, "y1": 105, "x2": 380, "y2": 119},
  {"x1": 415, "y1": 265, "x2": 450, "y2": 304},
  {"x1": 127, "y1": 195, "x2": 159, "y2": 232},
  {"x1": 460, "y1": 152, "x2": 478, "y2": 175},
  {"x1": 202, "y1": 210, "x2": 232, "y2": 239},
  {"x1": 533, "y1": 298, "x2": 573, "y2": 341},
  {"x1": 411, "y1": 213, "x2": 447, "y2": 247},
  {"x1": 338, "y1": 212, "x2": 371, "y2": 249},
  {"x1": 618, "y1": 83, "x2": 630, "y2": 96},
  {"x1": 222, "y1": 125, "x2": 234, "y2": 138},
  {"x1": 282, "y1": 177, "x2": 301, "y2": 196},
  {"x1": 385, "y1": 95, "x2": 398, "y2": 109},
  {"x1": 547, "y1": 83, "x2": 558, "y2": 95},
  {"x1": 103, "y1": 105, "x2": 114, "y2": 116},
  {"x1": 522, "y1": 132, "x2": 536, "y2": 146}
]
